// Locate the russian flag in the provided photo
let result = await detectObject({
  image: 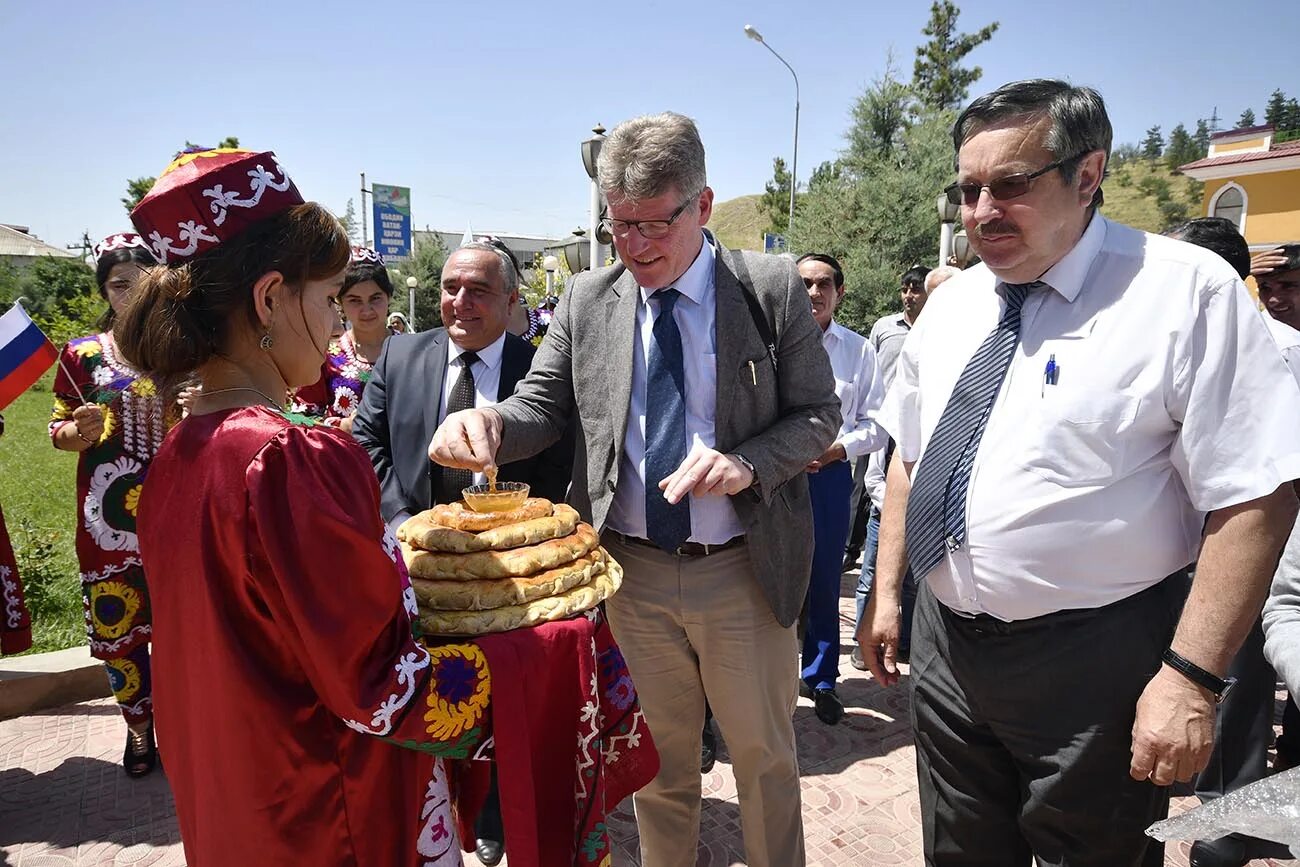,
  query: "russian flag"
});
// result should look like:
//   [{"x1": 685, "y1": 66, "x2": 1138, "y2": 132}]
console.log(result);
[{"x1": 0, "y1": 304, "x2": 58, "y2": 410}]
